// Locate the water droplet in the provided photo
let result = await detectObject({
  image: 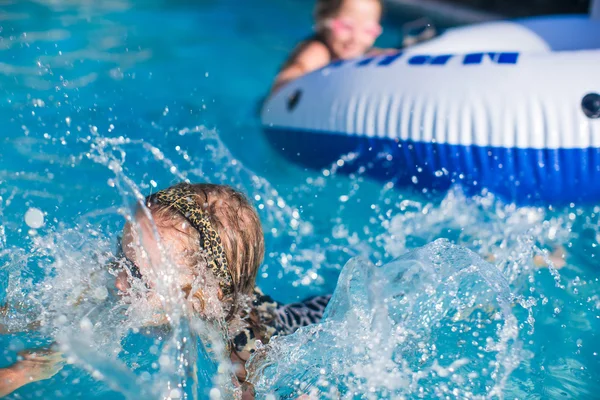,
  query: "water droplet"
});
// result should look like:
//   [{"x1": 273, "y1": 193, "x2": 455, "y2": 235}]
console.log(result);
[
  {"x1": 108, "y1": 160, "x2": 122, "y2": 172},
  {"x1": 93, "y1": 286, "x2": 108, "y2": 300},
  {"x1": 25, "y1": 208, "x2": 44, "y2": 229},
  {"x1": 91, "y1": 370, "x2": 104, "y2": 380},
  {"x1": 159, "y1": 354, "x2": 171, "y2": 368},
  {"x1": 79, "y1": 317, "x2": 93, "y2": 332}
]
